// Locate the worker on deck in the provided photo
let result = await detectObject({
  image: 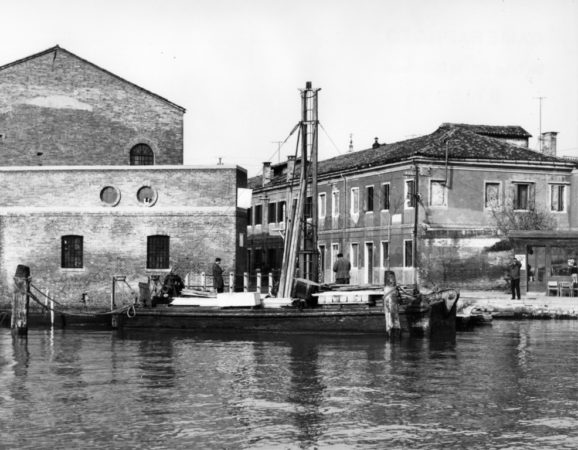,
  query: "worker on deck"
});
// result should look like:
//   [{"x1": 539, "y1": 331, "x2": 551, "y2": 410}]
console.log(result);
[{"x1": 333, "y1": 253, "x2": 351, "y2": 284}]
